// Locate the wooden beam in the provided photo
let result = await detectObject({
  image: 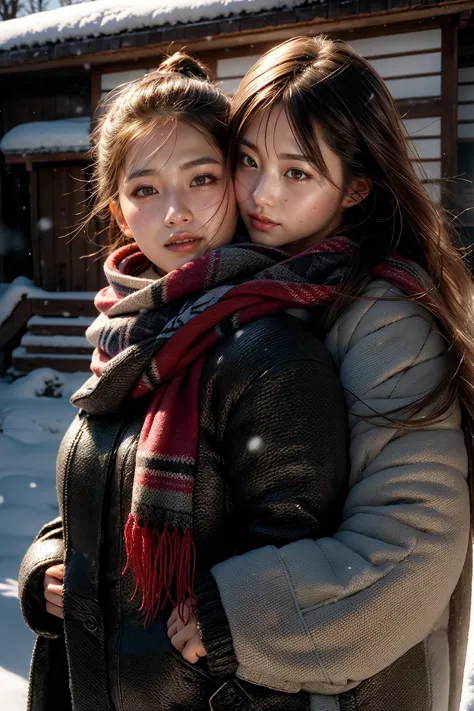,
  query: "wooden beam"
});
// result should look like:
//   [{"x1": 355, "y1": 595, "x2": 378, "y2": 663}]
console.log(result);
[
  {"x1": 441, "y1": 18, "x2": 459, "y2": 206},
  {"x1": 29, "y1": 297, "x2": 97, "y2": 317},
  {"x1": 28, "y1": 168, "x2": 40, "y2": 286},
  {"x1": 396, "y1": 97, "x2": 443, "y2": 119},
  {"x1": 1, "y1": 1, "x2": 473, "y2": 75},
  {"x1": 0, "y1": 296, "x2": 32, "y2": 353},
  {"x1": 90, "y1": 68, "x2": 101, "y2": 121},
  {"x1": 4, "y1": 152, "x2": 89, "y2": 165}
]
